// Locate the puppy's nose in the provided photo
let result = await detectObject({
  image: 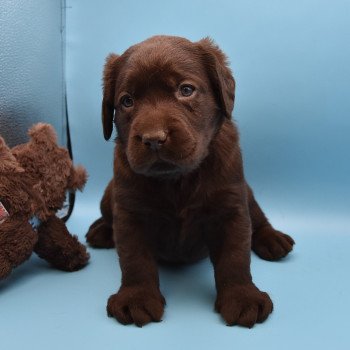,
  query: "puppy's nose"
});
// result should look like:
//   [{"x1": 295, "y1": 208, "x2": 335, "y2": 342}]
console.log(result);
[{"x1": 142, "y1": 130, "x2": 168, "y2": 150}]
